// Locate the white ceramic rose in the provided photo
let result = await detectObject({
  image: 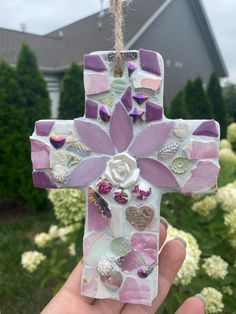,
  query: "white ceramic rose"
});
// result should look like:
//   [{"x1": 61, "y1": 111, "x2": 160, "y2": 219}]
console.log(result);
[{"x1": 104, "y1": 152, "x2": 139, "y2": 188}]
